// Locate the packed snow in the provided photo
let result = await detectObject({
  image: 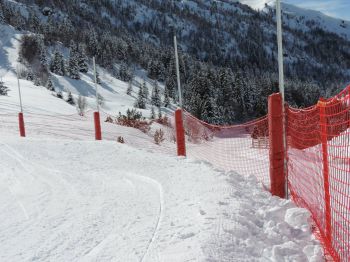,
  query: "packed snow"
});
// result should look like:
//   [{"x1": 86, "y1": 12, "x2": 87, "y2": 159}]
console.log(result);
[{"x1": 0, "y1": 138, "x2": 323, "y2": 261}]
